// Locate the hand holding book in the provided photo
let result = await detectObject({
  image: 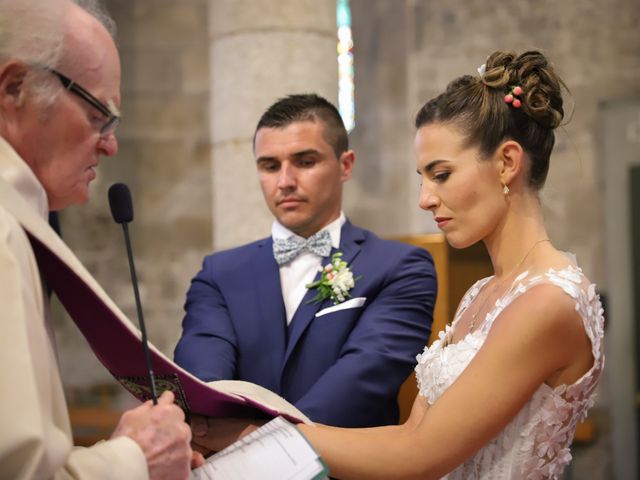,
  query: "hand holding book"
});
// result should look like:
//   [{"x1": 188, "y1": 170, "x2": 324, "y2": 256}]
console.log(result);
[
  {"x1": 189, "y1": 417, "x2": 328, "y2": 480},
  {"x1": 190, "y1": 414, "x2": 265, "y2": 457}
]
